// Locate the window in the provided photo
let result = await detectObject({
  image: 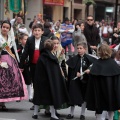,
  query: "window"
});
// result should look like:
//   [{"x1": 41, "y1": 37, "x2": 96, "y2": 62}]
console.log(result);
[{"x1": 74, "y1": 0, "x2": 82, "y2": 4}]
